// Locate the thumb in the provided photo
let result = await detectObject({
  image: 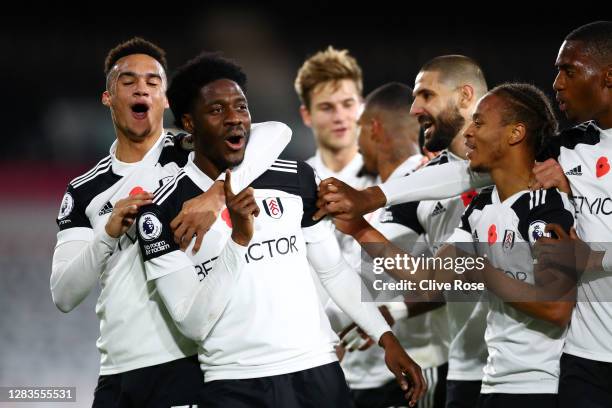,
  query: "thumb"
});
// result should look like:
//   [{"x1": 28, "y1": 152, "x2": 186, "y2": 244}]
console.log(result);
[{"x1": 224, "y1": 169, "x2": 235, "y2": 200}]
